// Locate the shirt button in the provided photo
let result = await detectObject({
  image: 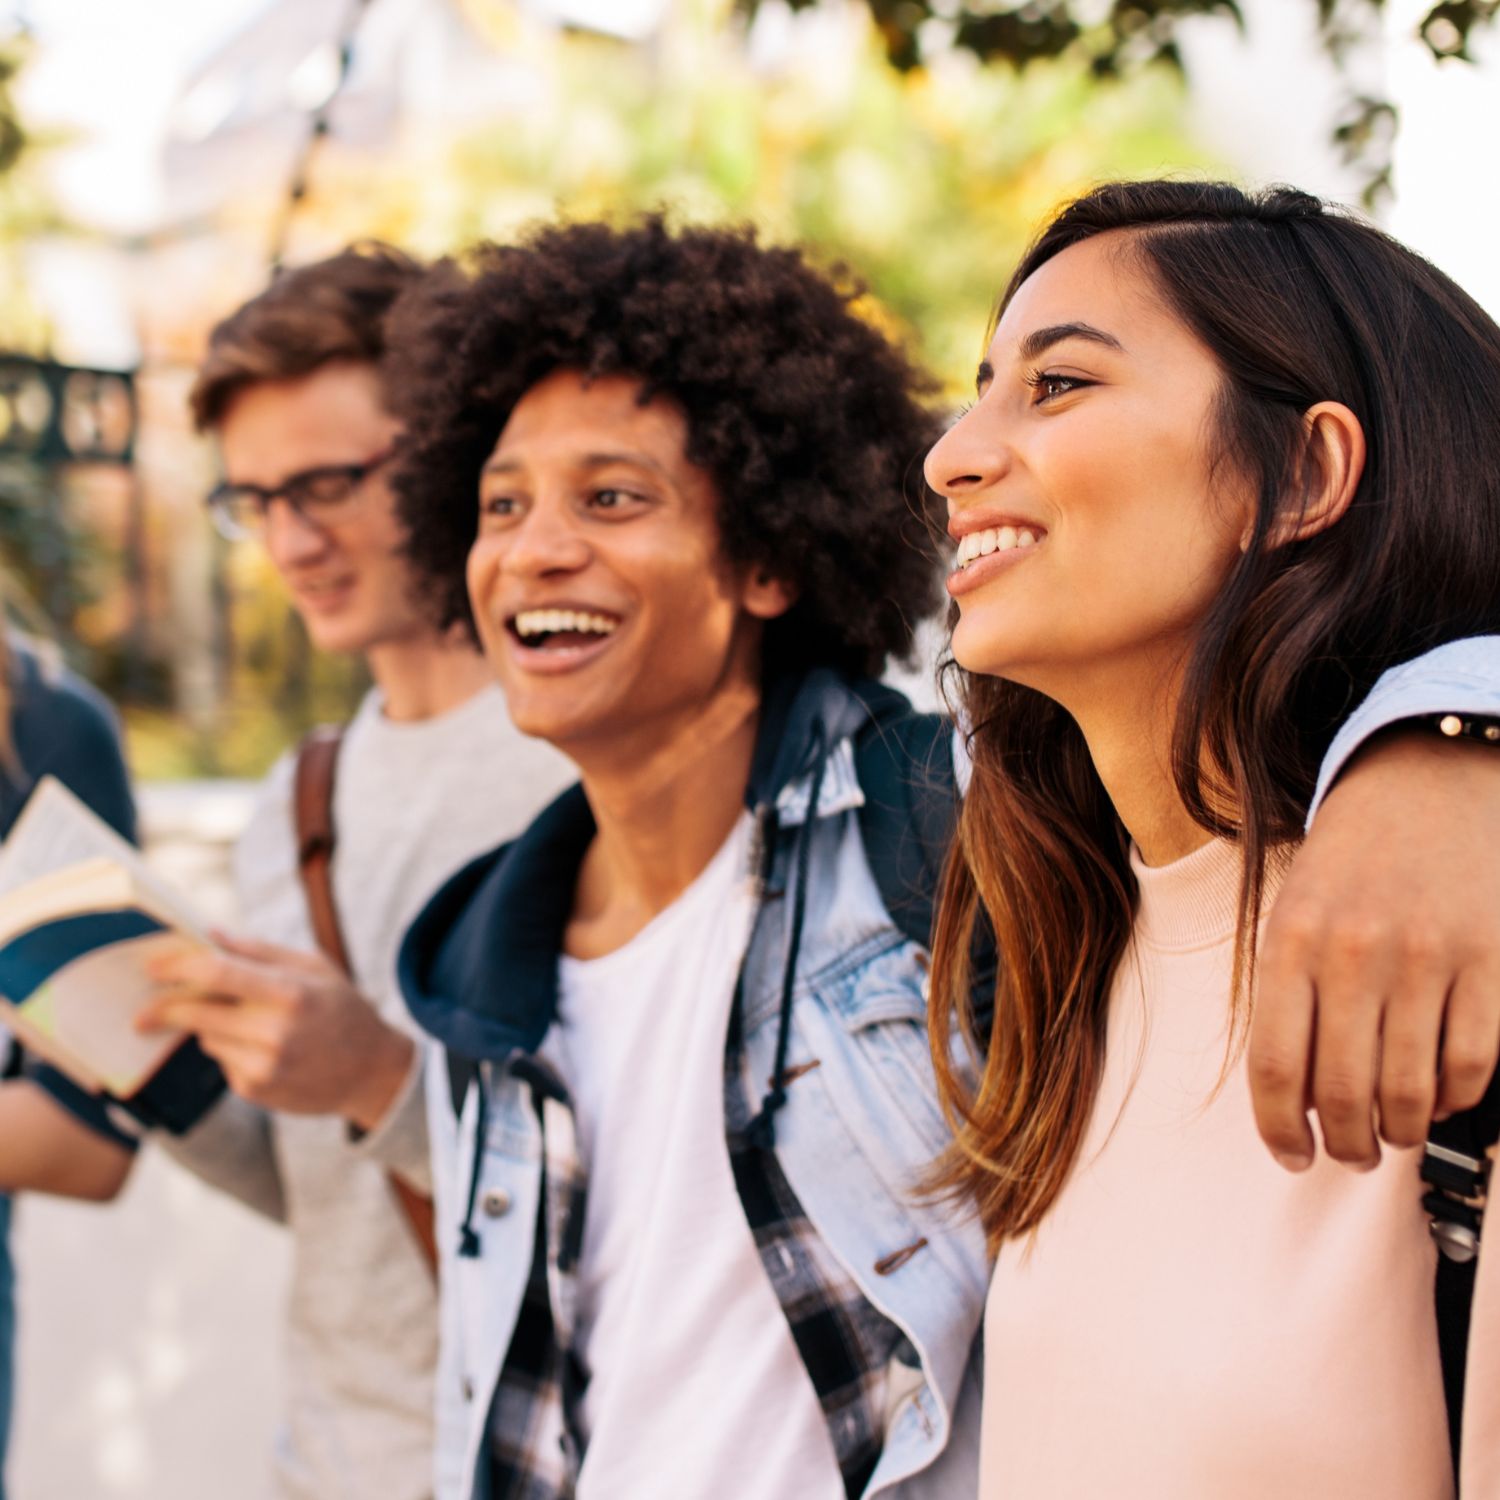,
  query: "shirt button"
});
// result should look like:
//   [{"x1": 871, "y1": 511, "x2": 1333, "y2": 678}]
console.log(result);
[
  {"x1": 482, "y1": 1187, "x2": 512, "y2": 1218},
  {"x1": 462, "y1": 1377, "x2": 475, "y2": 1402}
]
